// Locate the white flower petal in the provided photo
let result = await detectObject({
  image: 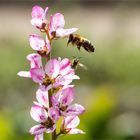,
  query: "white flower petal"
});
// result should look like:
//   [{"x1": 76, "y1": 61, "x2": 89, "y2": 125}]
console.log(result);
[
  {"x1": 17, "y1": 71, "x2": 31, "y2": 78},
  {"x1": 56, "y1": 28, "x2": 78, "y2": 38},
  {"x1": 68, "y1": 128, "x2": 85, "y2": 134},
  {"x1": 31, "y1": 18, "x2": 43, "y2": 28}
]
